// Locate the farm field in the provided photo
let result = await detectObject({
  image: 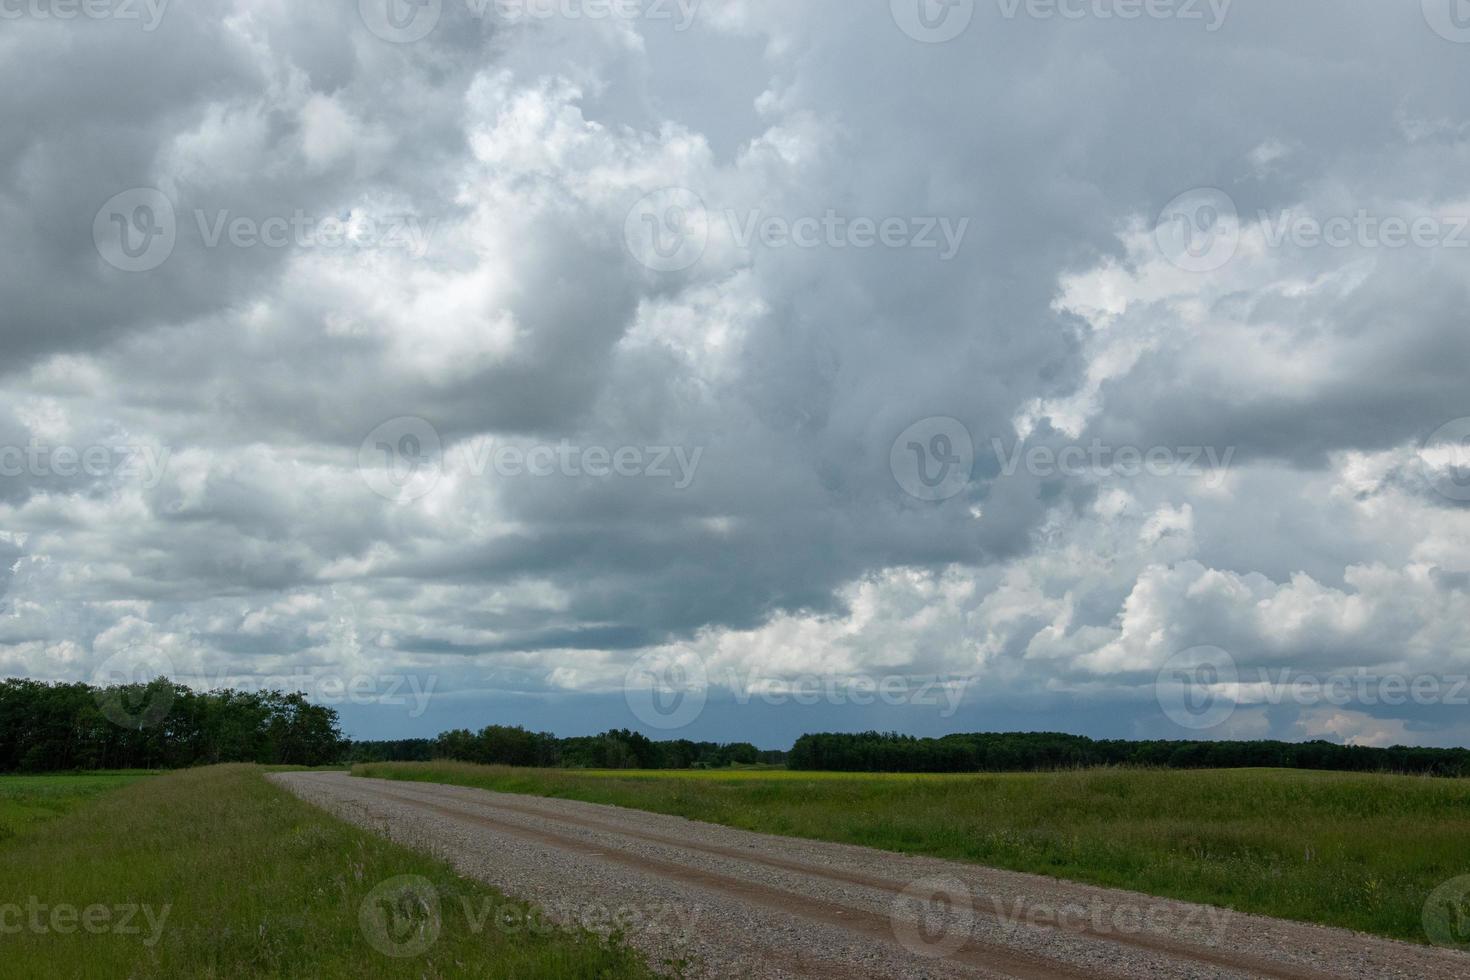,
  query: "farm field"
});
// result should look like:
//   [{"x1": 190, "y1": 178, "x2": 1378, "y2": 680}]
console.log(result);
[
  {"x1": 0, "y1": 765, "x2": 658, "y2": 979},
  {"x1": 353, "y1": 761, "x2": 1470, "y2": 944}
]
